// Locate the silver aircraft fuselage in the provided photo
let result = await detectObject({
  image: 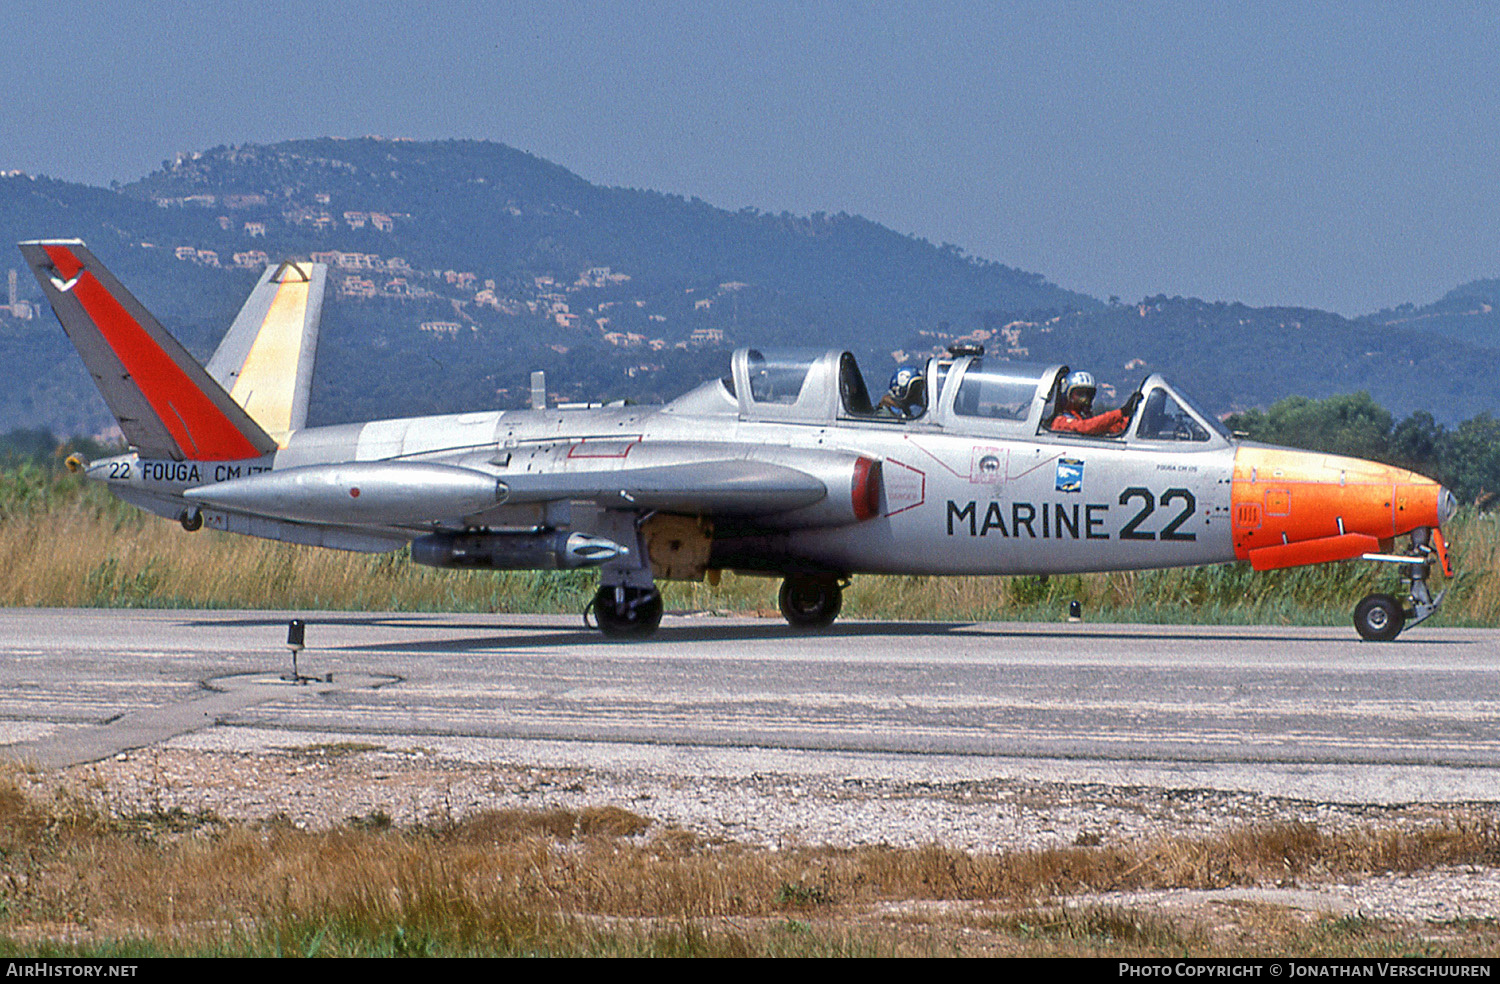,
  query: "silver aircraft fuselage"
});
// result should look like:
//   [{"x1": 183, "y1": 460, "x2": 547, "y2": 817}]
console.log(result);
[
  {"x1": 23, "y1": 239, "x2": 1458, "y2": 639},
  {"x1": 90, "y1": 352, "x2": 1447, "y2": 582}
]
